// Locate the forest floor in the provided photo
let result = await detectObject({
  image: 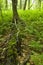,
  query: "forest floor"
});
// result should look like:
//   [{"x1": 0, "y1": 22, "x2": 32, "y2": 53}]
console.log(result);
[{"x1": 0, "y1": 10, "x2": 43, "y2": 65}]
